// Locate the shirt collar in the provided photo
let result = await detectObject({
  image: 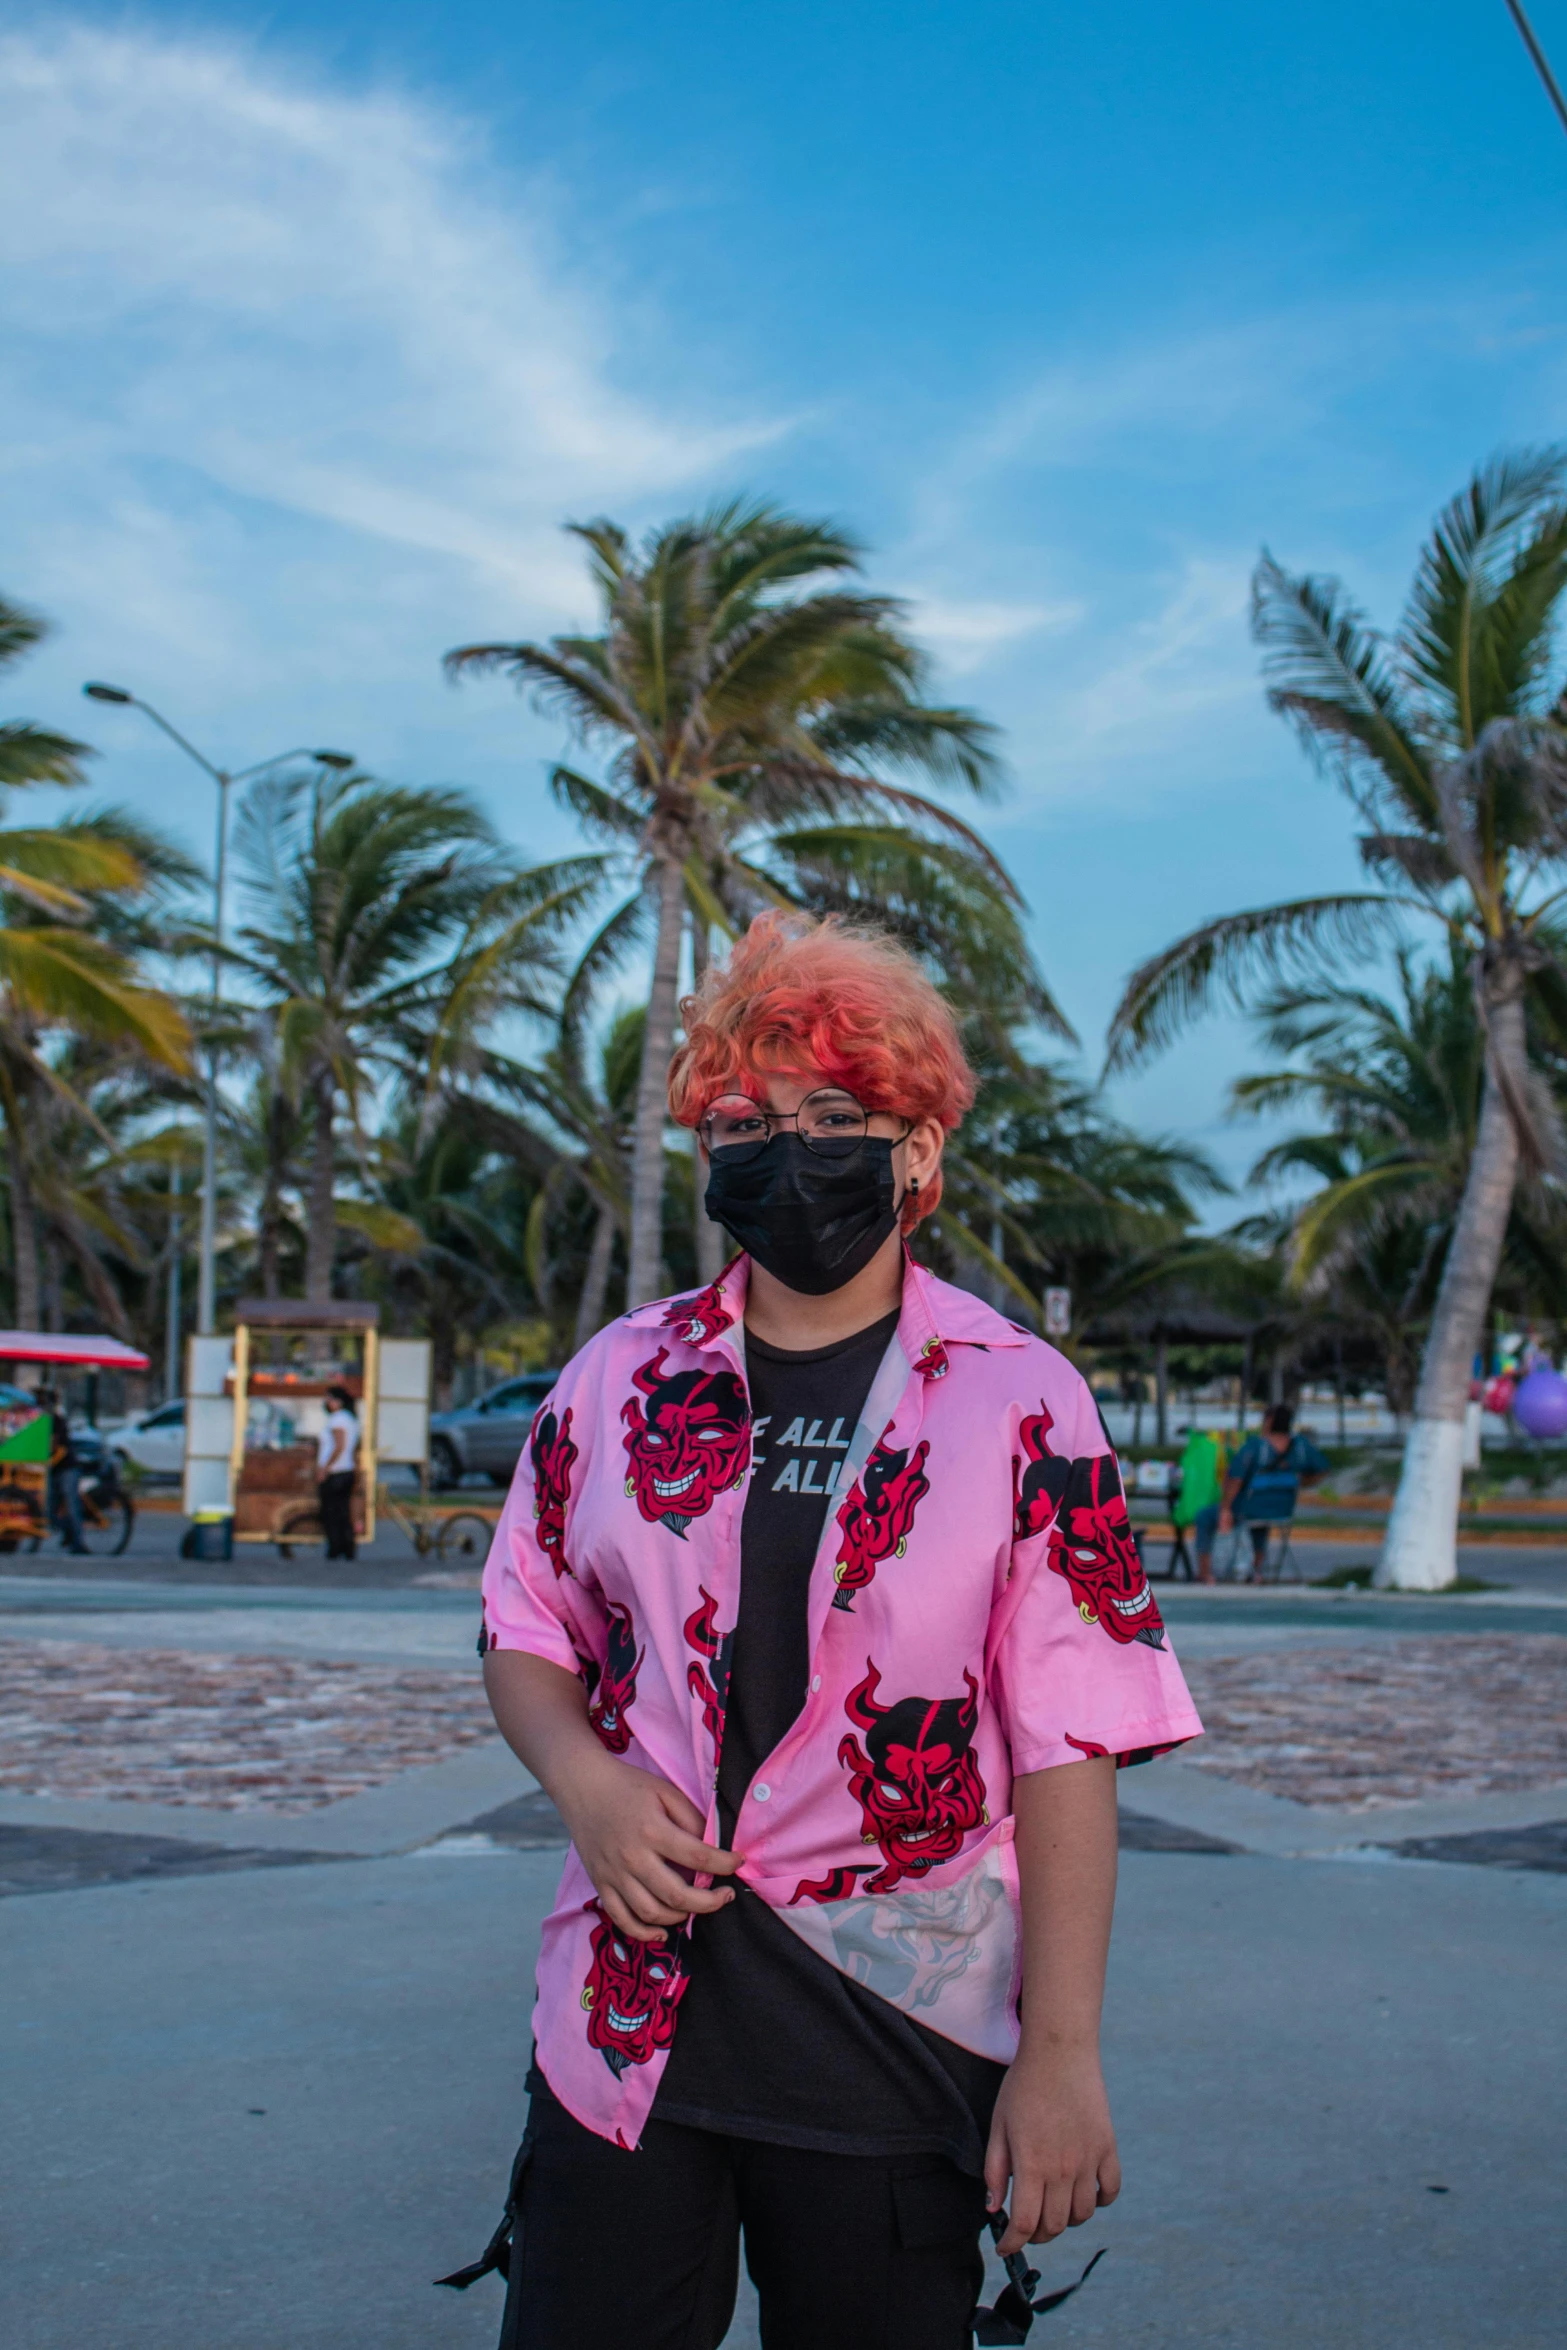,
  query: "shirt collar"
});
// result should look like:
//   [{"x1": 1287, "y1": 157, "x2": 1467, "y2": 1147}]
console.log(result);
[{"x1": 631, "y1": 1249, "x2": 1033, "y2": 1364}]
